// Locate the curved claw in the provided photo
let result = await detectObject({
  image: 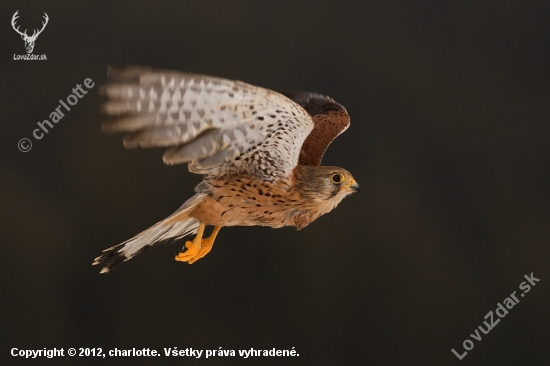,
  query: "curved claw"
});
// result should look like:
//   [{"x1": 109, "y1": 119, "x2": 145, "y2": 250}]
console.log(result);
[
  {"x1": 174, "y1": 240, "x2": 200, "y2": 262},
  {"x1": 174, "y1": 225, "x2": 221, "y2": 264}
]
